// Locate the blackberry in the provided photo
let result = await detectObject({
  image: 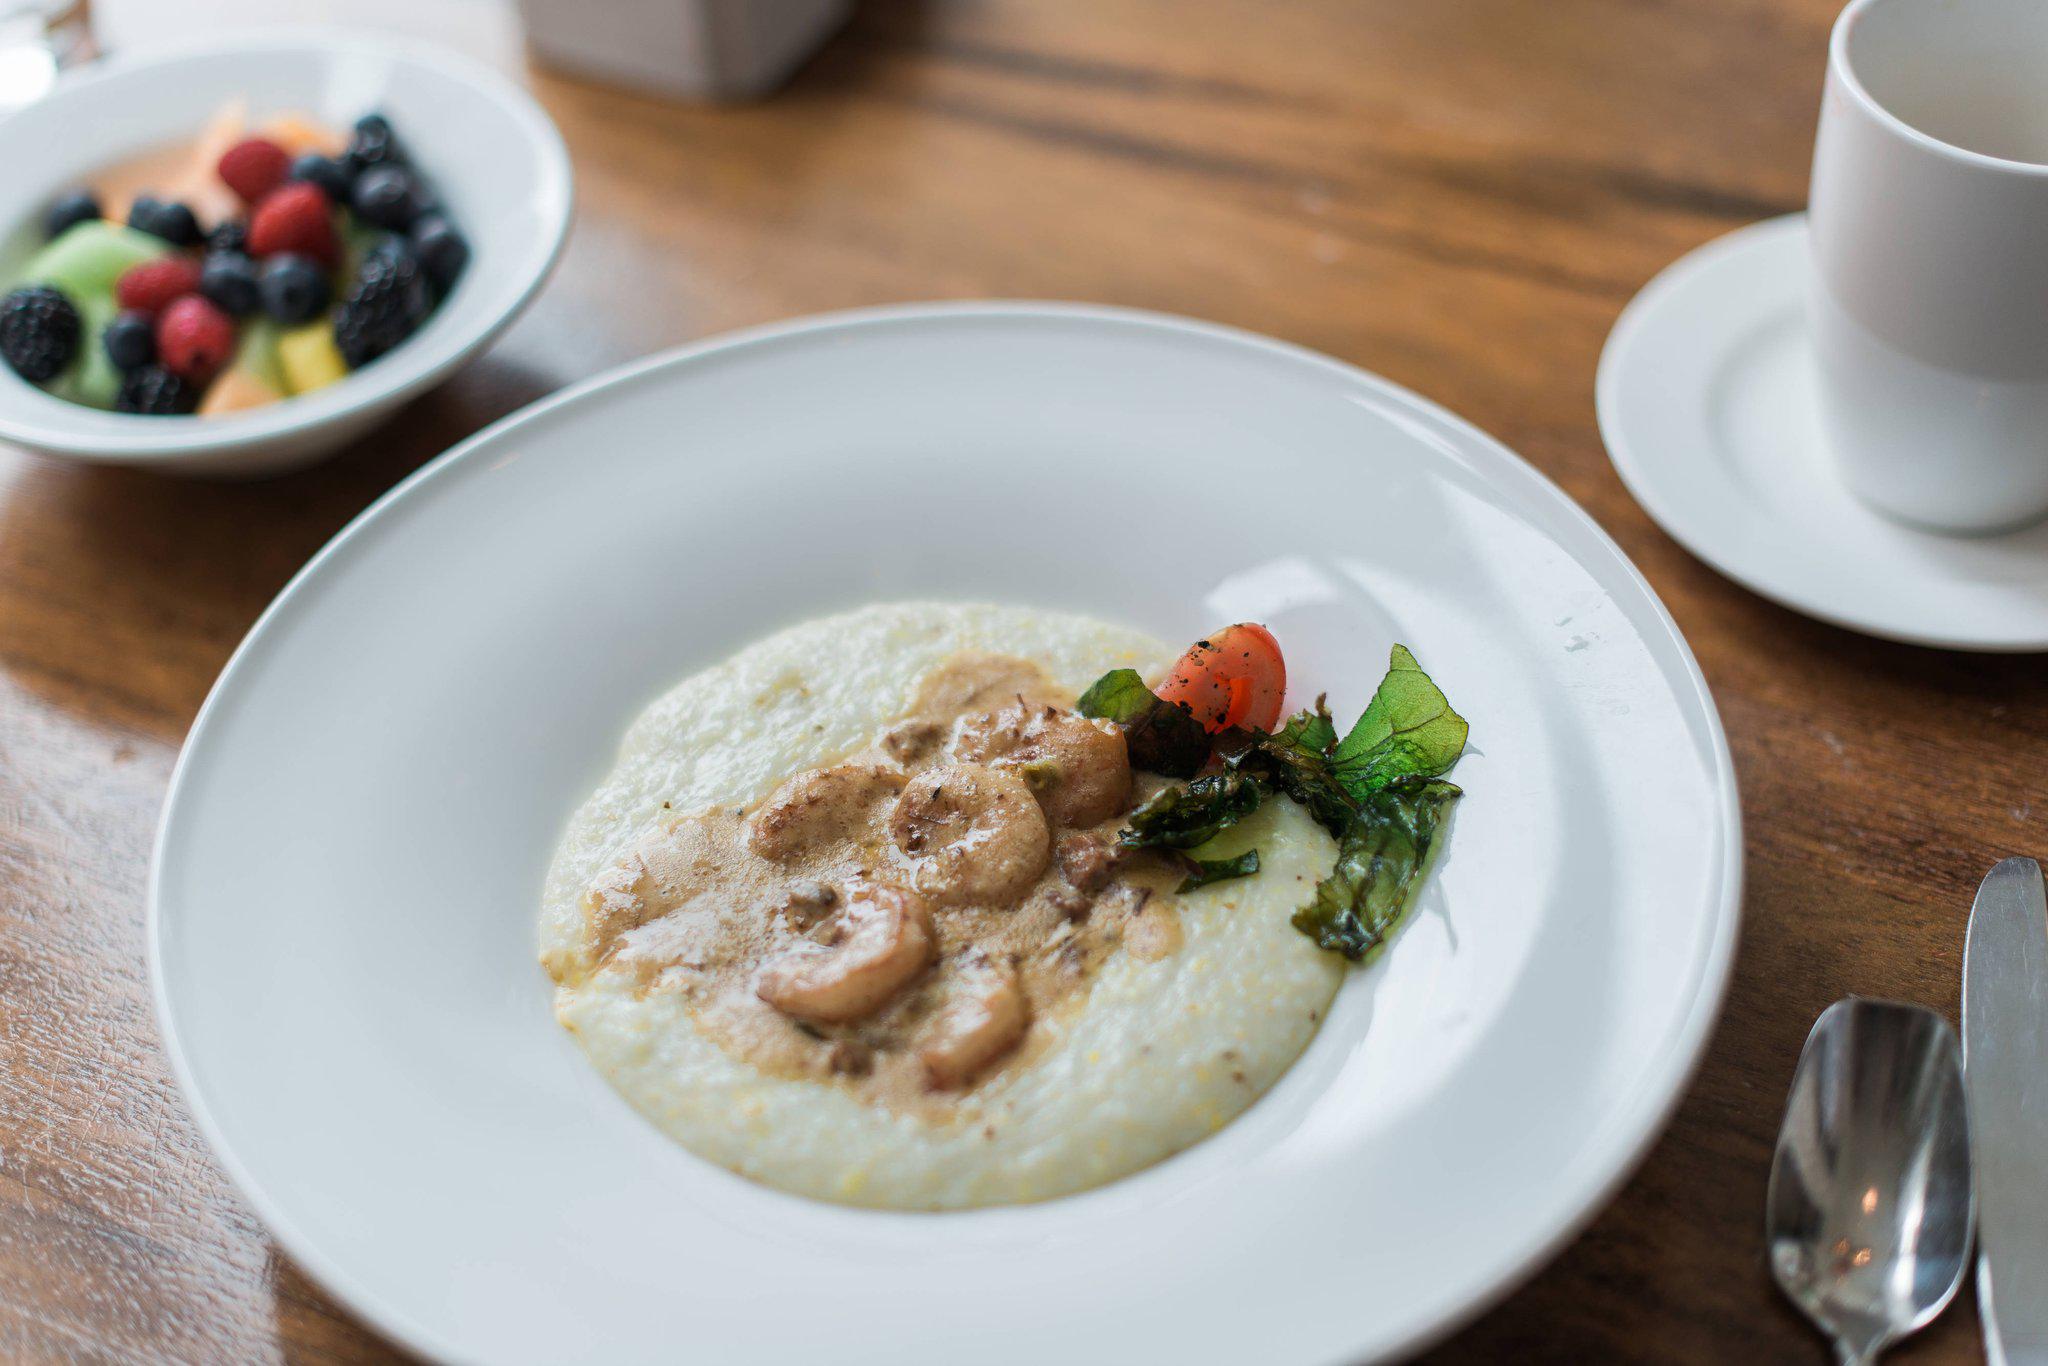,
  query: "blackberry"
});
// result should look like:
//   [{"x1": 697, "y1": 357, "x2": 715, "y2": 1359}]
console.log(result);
[
  {"x1": 332, "y1": 250, "x2": 432, "y2": 368},
  {"x1": 207, "y1": 220, "x2": 249, "y2": 256},
  {"x1": 345, "y1": 112, "x2": 408, "y2": 174},
  {"x1": 0, "y1": 285, "x2": 81, "y2": 382},
  {"x1": 115, "y1": 364, "x2": 197, "y2": 415},
  {"x1": 44, "y1": 189, "x2": 101, "y2": 240},
  {"x1": 366, "y1": 233, "x2": 414, "y2": 264}
]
